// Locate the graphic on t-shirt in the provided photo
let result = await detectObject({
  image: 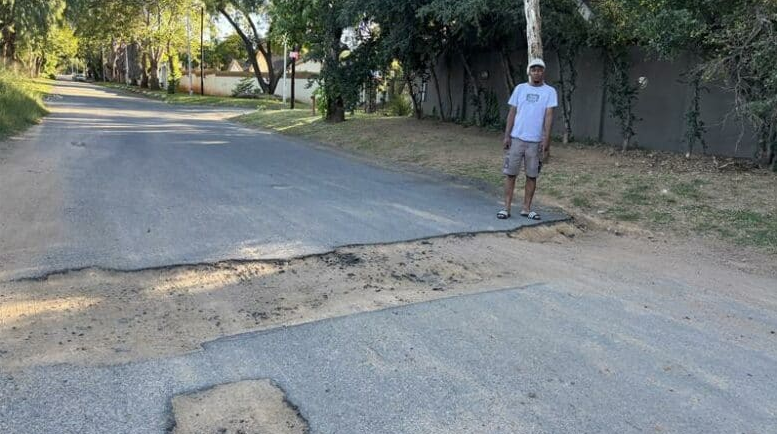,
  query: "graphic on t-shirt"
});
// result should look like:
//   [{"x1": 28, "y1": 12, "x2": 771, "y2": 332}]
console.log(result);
[{"x1": 526, "y1": 94, "x2": 540, "y2": 103}]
